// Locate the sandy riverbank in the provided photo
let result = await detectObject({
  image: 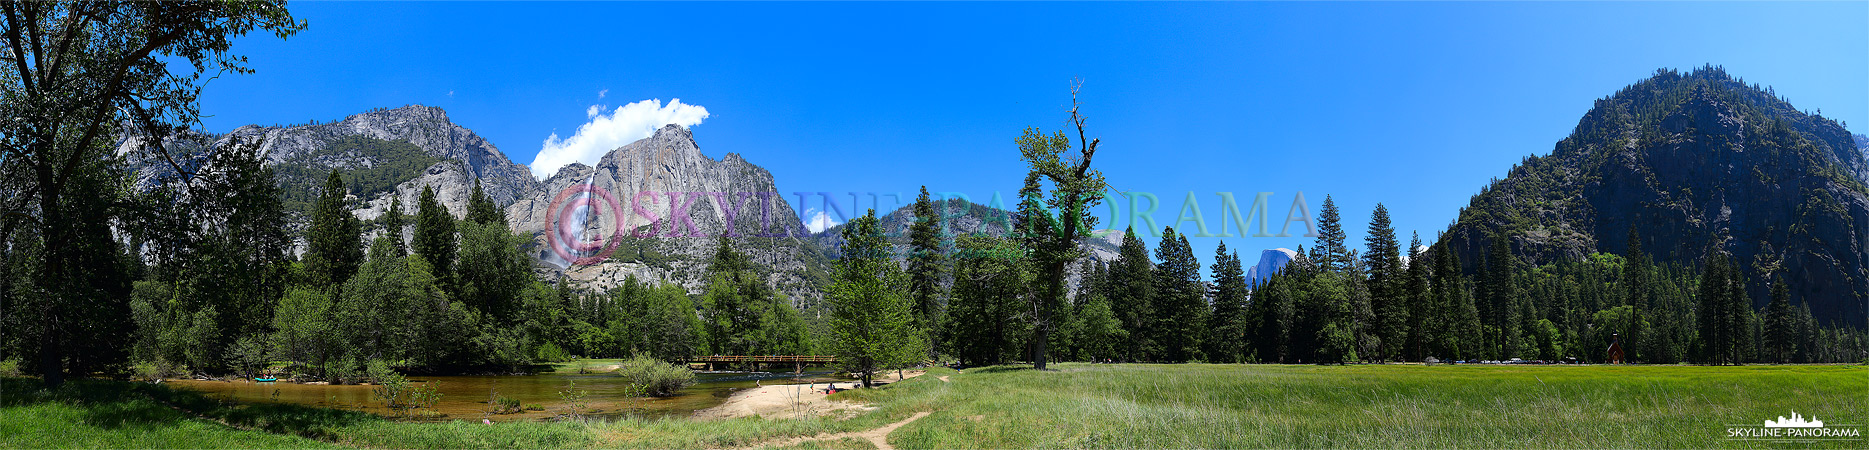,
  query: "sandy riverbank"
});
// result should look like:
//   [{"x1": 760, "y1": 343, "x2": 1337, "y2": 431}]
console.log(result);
[{"x1": 693, "y1": 370, "x2": 924, "y2": 420}]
